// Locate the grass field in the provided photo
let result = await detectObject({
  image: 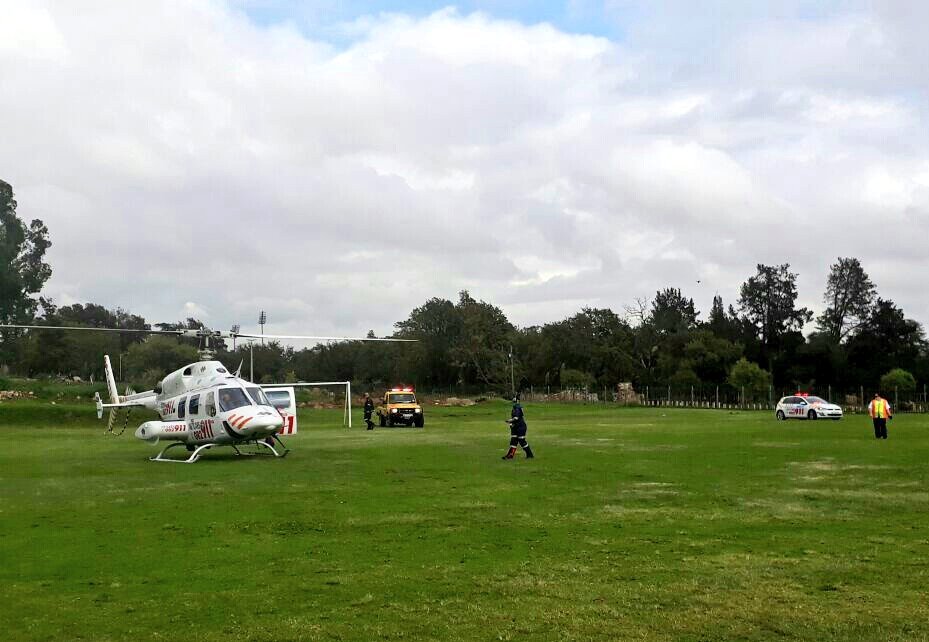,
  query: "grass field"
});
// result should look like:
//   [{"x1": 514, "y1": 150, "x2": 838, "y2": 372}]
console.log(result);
[{"x1": 2, "y1": 400, "x2": 928, "y2": 641}]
